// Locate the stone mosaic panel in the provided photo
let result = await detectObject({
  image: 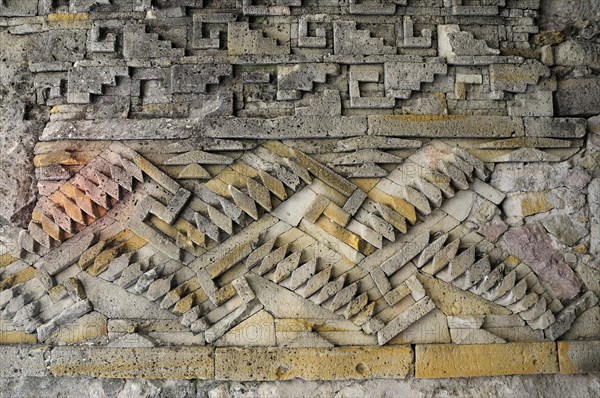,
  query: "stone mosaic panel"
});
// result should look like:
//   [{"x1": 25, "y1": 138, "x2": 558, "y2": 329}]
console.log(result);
[{"x1": 0, "y1": 0, "x2": 599, "y2": 380}]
